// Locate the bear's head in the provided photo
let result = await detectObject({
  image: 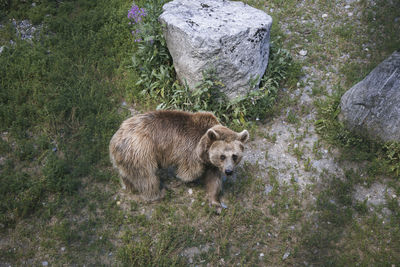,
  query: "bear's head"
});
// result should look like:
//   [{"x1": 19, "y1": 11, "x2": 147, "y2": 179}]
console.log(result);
[{"x1": 198, "y1": 125, "x2": 249, "y2": 175}]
